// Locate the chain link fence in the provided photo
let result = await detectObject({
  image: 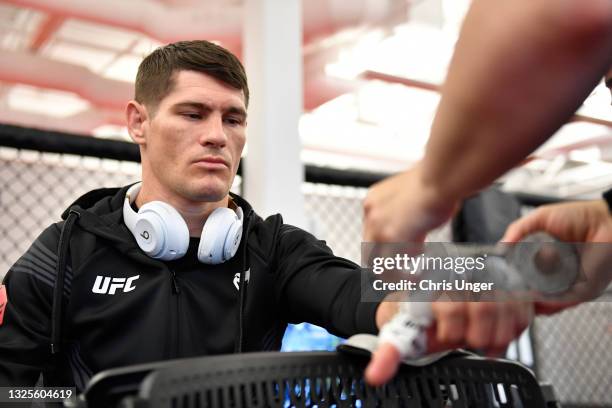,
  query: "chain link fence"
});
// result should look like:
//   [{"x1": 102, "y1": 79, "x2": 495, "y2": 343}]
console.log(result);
[
  {"x1": 0, "y1": 148, "x2": 140, "y2": 273},
  {"x1": 303, "y1": 183, "x2": 367, "y2": 264},
  {"x1": 532, "y1": 294, "x2": 612, "y2": 407},
  {"x1": 1, "y1": 128, "x2": 611, "y2": 406}
]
